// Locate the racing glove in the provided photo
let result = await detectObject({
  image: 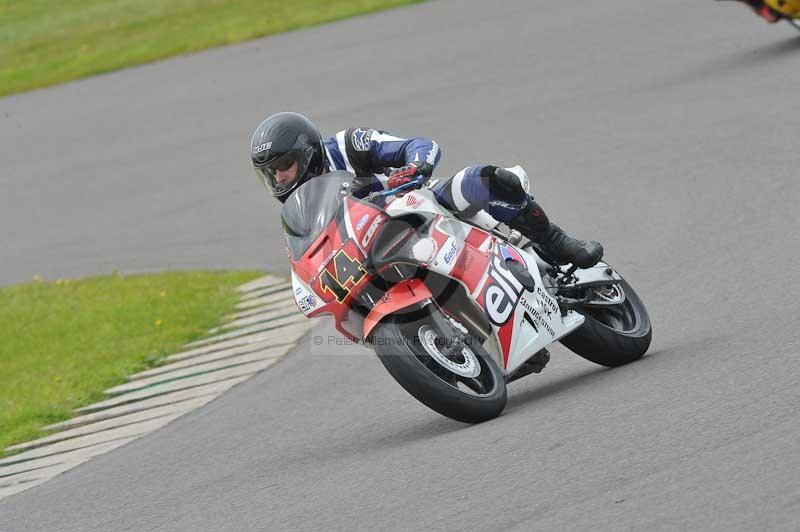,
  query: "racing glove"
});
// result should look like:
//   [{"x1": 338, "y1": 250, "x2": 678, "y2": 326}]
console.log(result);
[{"x1": 386, "y1": 162, "x2": 434, "y2": 190}]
